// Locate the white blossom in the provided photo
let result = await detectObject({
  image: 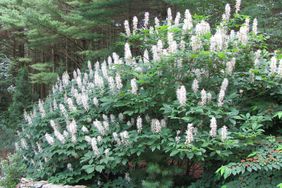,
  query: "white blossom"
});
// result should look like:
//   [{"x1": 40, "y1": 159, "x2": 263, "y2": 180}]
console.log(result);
[
  {"x1": 191, "y1": 35, "x2": 202, "y2": 51},
  {"x1": 104, "y1": 148, "x2": 110, "y2": 156},
  {"x1": 67, "y1": 98, "x2": 76, "y2": 111},
  {"x1": 127, "y1": 121, "x2": 132, "y2": 127},
  {"x1": 83, "y1": 73, "x2": 89, "y2": 85},
  {"x1": 112, "y1": 52, "x2": 120, "y2": 64},
  {"x1": 59, "y1": 104, "x2": 68, "y2": 118},
  {"x1": 195, "y1": 21, "x2": 210, "y2": 35},
  {"x1": 124, "y1": 43, "x2": 132, "y2": 64},
  {"x1": 76, "y1": 76, "x2": 82, "y2": 89},
  {"x1": 113, "y1": 132, "x2": 121, "y2": 145},
  {"x1": 20, "y1": 138, "x2": 28, "y2": 149},
  {"x1": 210, "y1": 28, "x2": 226, "y2": 51},
  {"x1": 115, "y1": 74, "x2": 123, "y2": 90},
  {"x1": 226, "y1": 58, "x2": 236, "y2": 75},
  {"x1": 62, "y1": 72, "x2": 70, "y2": 86},
  {"x1": 151, "y1": 119, "x2": 162, "y2": 133},
  {"x1": 130, "y1": 78, "x2": 138, "y2": 94},
  {"x1": 45, "y1": 133, "x2": 55, "y2": 145},
  {"x1": 176, "y1": 85, "x2": 187, "y2": 106},
  {"x1": 94, "y1": 71, "x2": 104, "y2": 89},
  {"x1": 77, "y1": 68, "x2": 81, "y2": 77},
  {"x1": 220, "y1": 126, "x2": 228, "y2": 141},
  {"x1": 133, "y1": 16, "x2": 138, "y2": 33},
  {"x1": 73, "y1": 70, "x2": 77, "y2": 79},
  {"x1": 192, "y1": 79, "x2": 199, "y2": 93},
  {"x1": 255, "y1": 50, "x2": 261, "y2": 60},
  {"x1": 235, "y1": 0, "x2": 241, "y2": 13},
  {"x1": 278, "y1": 60, "x2": 282, "y2": 77},
  {"x1": 160, "y1": 119, "x2": 167, "y2": 128},
  {"x1": 152, "y1": 45, "x2": 160, "y2": 61},
  {"x1": 270, "y1": 56, "x2": 277, "y2": 74},
  {"x1": 110, "y1": 114, "x2": 116, "y2": 123},
  {"x1": 218, "y1": 89, "x2": 226, "y2": 107},
  {"x1": 38, "y1": 100, "x2": 46, "y2": 118},
  {"x1": 144, "y1": 12, "x2": 149, "y2": 28},
  {"x1": 63, "y1": 130, "x2": 69, "y2": 138},
  {"x1": 81, "y1": 93, "x2": 89, "y2": 111},
  {"x1": 143, "y1": 49, "x2": 149, "y2": 63},
  {"x1": 118, "y1": 113, "x2": 124, "y2": 121},
  {"x1": 229, "y1": 30, "x2": 236, "y2": 41},
  {"x1": 120, "y1": 131, "x2": 129, "y2": 145},
  {"x1": 107, "y1": 76, "x2": 116, "y2": 92},
  {"x1": 183, "y1": 9, "x2": 193, "y2": 32},
  {"x1": 36, "y1": 142, "x2": 43, "y2": 153},
  {"x1": 220, "y1": 78, "x2": 229, "y2": 91},
  {"x1": 174, "y1": 12, "x2": 181, "y2": 25},
  {"x1": 209, "y1": 117, "x2": 217, "y2": 137},
  {"x1": 93, "y1": 97, "x2": 99, "y2": 107},
  {"x1": 136, "y1": 116, "x2": 143, "y2": 133},
  {"x1": 103, "y1": 121, "x2": 110, "y2": 132},
  {"x1": 185, "y1": 124, "x2": 194, "y2": 144},
  {"x1": 154, "y1": 17, "x2": 160, "y2": 27},
  {"x1": 97, "y1": 135, "x2": 103, "y2": 143},
  {"x1": 200, "y1": 89, "x2": 207, "y2": 106},
  {"x1": 87, "y1": 60, "x2": 92, "y2": 71},
  {"x1": 85, "y1": 136, "x2": 91, "y2": 143},
  {"x1": 101, "y1": 61, "x2": 108, "y2": 79},
  {"x1": 222, "y1": 4, "x2": 231, "y2": 21},
  {"x1": 167, "y1": 8, "x2": 172, "y2": 26},
  {"x1": 54, "y1": 130, "x2": 65, "y2": 144},
  {"x1": 237, "y1": 25, "x2": 248, "y2": 44},
  {"x1": 245, "y1": 18, "x2": 250, "y2": 32},
  {"x1": 24, "y1": 110, "x2": 32, "y2": 125},
  {"x1": 124, "y1": 20, "x2": 131, "y2": 36},
  {"x1": 179, "y1": 40, "x2": 186, "y2": 50},
  {"x1": 67, "y1": 119, "x2": 77, "y2": 143},
  {"x1": 94, "y1": 120, "x2": 106, "y2": 135},
  {"x1": 102, "y1": 114, "x2": 109, "y2": 122},
  {"x1": 53, "y1": 99, "x2": 58, "y2": 110},
  {"x1": 91, "y1": 138, "x2": 100, "y2": 156},
  {"x1": 252, "y1": 18, "x2": 258, "y2": 35},
  {"x1": 125, "y1": 173, "x2": 131, "y2": 182},
  {"x1": 108, "y1": 56, "x2": 113, "y2": 66},
  {"x1": 175, "y1": 130, "x2": 181, "y2": 143},
  {"x1": 67, "y1": 163, "x2": 73, "y2": 171},
  {"x1": 157, "y1": 40, "x2": 163, "y2": 53},
  {"x1": 169, "y1": 40, "x2": 177, "y2": 53},
  {"x1": 82, "y1": 126, "x2": 89, "y2": 133},
  {"x1": 15, "y1": 142, "x2": 20, "y2": 151}
]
